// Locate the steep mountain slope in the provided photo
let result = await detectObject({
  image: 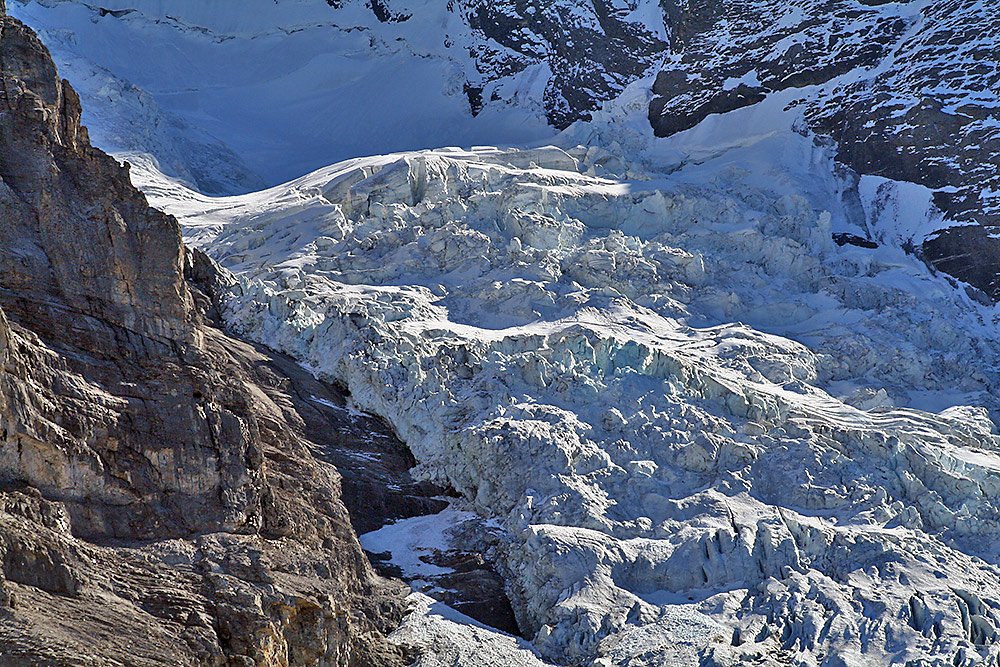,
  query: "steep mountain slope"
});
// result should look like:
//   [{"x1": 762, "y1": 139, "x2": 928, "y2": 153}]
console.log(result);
[
  {"x1": 0, "y1": 8, "x2": 411, "y2": 665},
  {"x1": 5, "y1": 0, "x2": 1000, "y2": 666},
  {"x1": 7, "y1": 0, "x2": 667, "y2": 192},
  {"x1": 648, "y1": 0, "x2": 1000, "y2": 298}
]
